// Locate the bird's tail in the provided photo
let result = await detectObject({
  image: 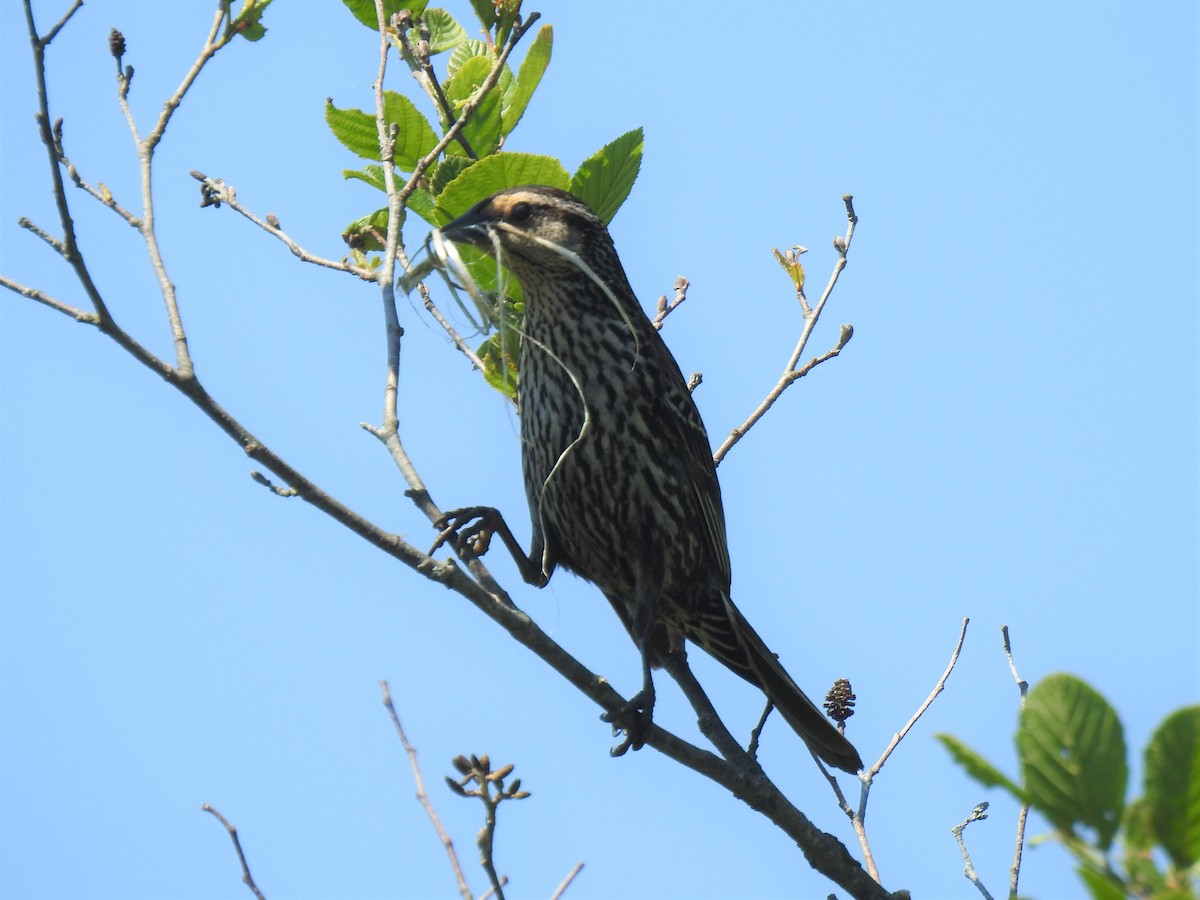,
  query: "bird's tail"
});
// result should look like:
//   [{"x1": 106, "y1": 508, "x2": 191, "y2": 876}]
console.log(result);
[{"x1": 689, "y1": 595, "x2": 864, "y2": 774}]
